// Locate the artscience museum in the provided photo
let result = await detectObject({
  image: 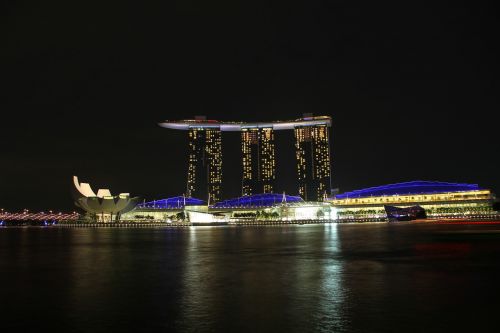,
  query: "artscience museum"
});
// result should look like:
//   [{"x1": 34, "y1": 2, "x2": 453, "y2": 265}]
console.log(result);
[{"x1": 72, "y1": 176, "x2": 140, "y2": 222}]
